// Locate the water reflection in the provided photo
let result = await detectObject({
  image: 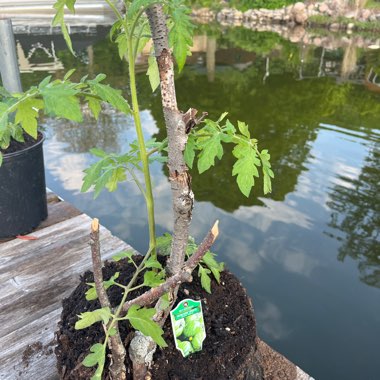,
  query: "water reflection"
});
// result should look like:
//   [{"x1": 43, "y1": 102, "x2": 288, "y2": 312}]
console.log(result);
[
  {"x1": 51, "y1": 112, "x2": 126, "y2": 153},
  {"x1": 327, "y1": 141, "x2": 380, "y2": 288}
]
